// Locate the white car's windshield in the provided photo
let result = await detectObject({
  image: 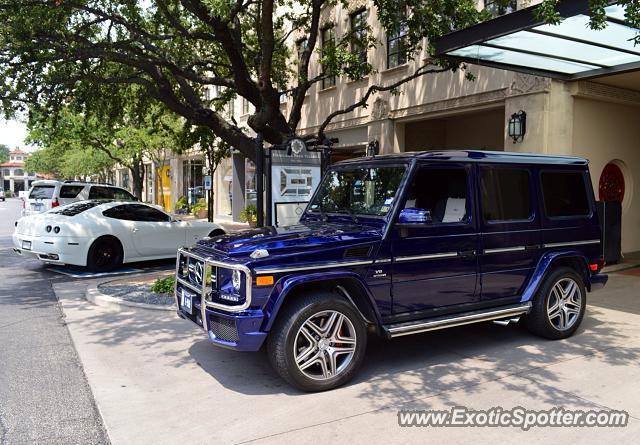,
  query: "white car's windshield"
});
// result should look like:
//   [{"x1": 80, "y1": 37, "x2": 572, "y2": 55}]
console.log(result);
[{"x1": 308, "y1": 166, "x2": 406, "y2": 217}]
